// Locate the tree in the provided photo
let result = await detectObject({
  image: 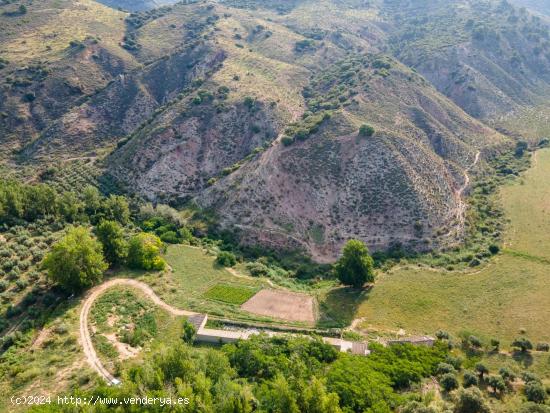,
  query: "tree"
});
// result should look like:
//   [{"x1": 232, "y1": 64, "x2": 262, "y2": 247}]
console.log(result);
[
  {"x1": 359, "y1": 124, "x2": 375, "y2": 137},
  {"x1": 334, "y1": 239, "x2": 375, "y2": 288},
  {"x1": 96, "y1": 220, "x2": 127, "y2": 266},
  {"x1": 524, "y1": 382, "x2": 547, "y2": 404},
  {"x1": 102, "y1": 195, "x2": 130, "y2": 225},
  {"x1": 499, "y1": 367, "x2": 515, "y2": 383},
  {"x1": 454, "y1": 387, "x2": 491, "y2": 413},
  {"x1": 512, "y1": 337, "x2": 533, "y2": 353},
  {"x1": 463, "y1": 371, "x2": 479, "y2": 388},
  {"x1": 42, "y1": 226, "x2": 107, "y2": 292},
  {"x1": 490, "y1": 338, "x2": 500, "y2": 352},
  {"x1": 475, "y1": 363, "x2": 489, "y2": 380},
  {"x1": 83, "y1": 185, "x2": 102, "y2": 217},
  {"x1": 440, "y1": 373, "x2": 459, "y2": 392},
  {"x1": 216, "y1": 251, "x2": 237, "y2": 267},
  {"x1": 301, "y1": 377, "x2": 342, "y2": 413},
  {"x1": 18, "y1": 4, "x2": 27, "y2": 14},
  {"x1": 127, "y1": 233, "x2": 166, "y2": 270}
]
